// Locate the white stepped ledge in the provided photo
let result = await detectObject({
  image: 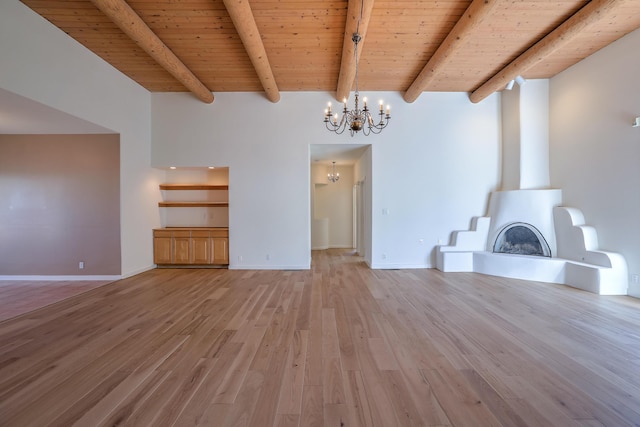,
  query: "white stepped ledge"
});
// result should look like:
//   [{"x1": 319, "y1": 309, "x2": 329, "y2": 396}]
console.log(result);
[{"x1": 436, "y1": 207, "x2": 628, "y2": 295}]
